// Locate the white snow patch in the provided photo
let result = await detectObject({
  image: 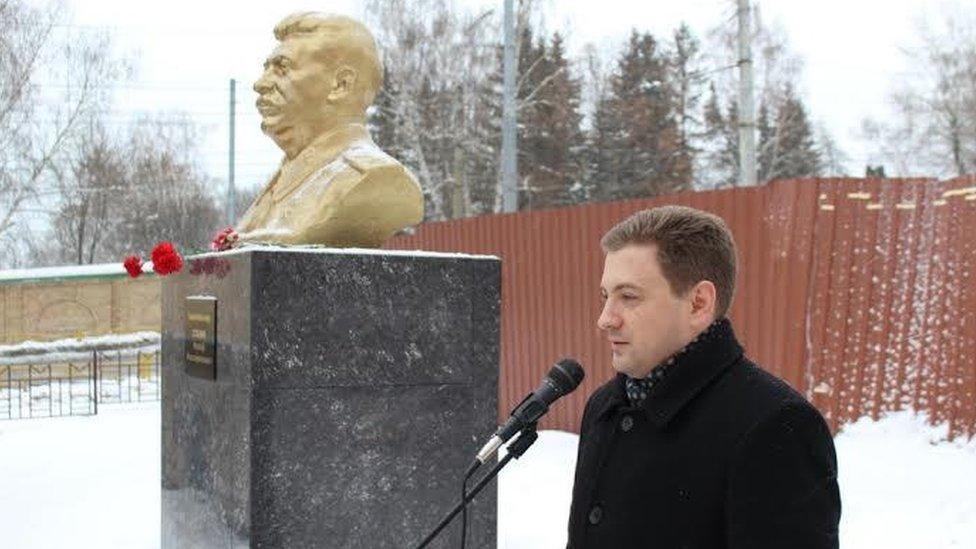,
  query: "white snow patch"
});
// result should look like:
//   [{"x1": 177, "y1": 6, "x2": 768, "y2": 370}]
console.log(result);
[
  {"x1": 0, "y1": 332, "x2": 160, "y2": 365},
  {"x1": 0, "y1": 263, "x2": 124, "y2": 281},
  {"x1": 497, "y1": 430, "x2": 579, "y2": 548},
  {"x1": 197, "y1": 244, "x2": 499, "y2": 261},
  {"x1": 0, "y1": 403, "x2": 160, "y2": 549},
  {"x1": 0, "y1": 332, "x2": 160, "y2": 355},
  {"x1": 0, "y1": 262, "x2": 156, "y2": 282},
  {"x1": 835, "y1": 410, "x2": 976, "y2": 548}
]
